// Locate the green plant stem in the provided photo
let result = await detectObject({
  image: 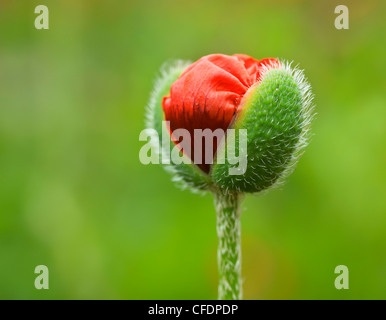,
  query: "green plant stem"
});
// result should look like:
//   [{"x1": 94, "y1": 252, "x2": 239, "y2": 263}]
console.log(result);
[{"x1": 213, "y1": 190, "x2": 243, "y2": 300}]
